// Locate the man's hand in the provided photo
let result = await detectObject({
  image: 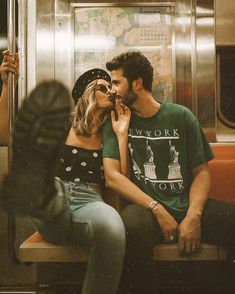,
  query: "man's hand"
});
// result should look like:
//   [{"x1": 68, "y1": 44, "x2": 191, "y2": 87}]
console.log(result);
[
  {"x1": 0, "y1": 50, "x2": 19, "y2": 85},
  {"x1": 152, "y1": 204, "x2": 179, "y2": 242},
  {"x1": 178, "y1": 215, "x2": 201, "y2": 256}
]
